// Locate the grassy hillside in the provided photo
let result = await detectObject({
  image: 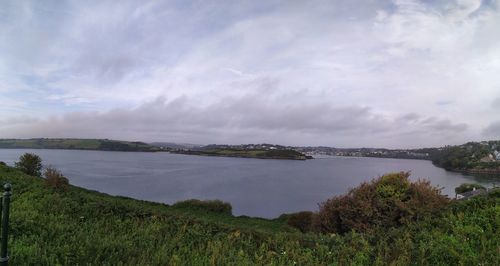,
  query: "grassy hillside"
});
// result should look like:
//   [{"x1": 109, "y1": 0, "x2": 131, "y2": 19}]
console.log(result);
[
  {"x1": 173, "y1": 148, "x2": 310, "y2": 160},
  {"x1": 0, "y1": 138, "x2": 159, "y2": 152},
  {"x1": 0, "y1": 165, "x2": 498, "y2": 264}
]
